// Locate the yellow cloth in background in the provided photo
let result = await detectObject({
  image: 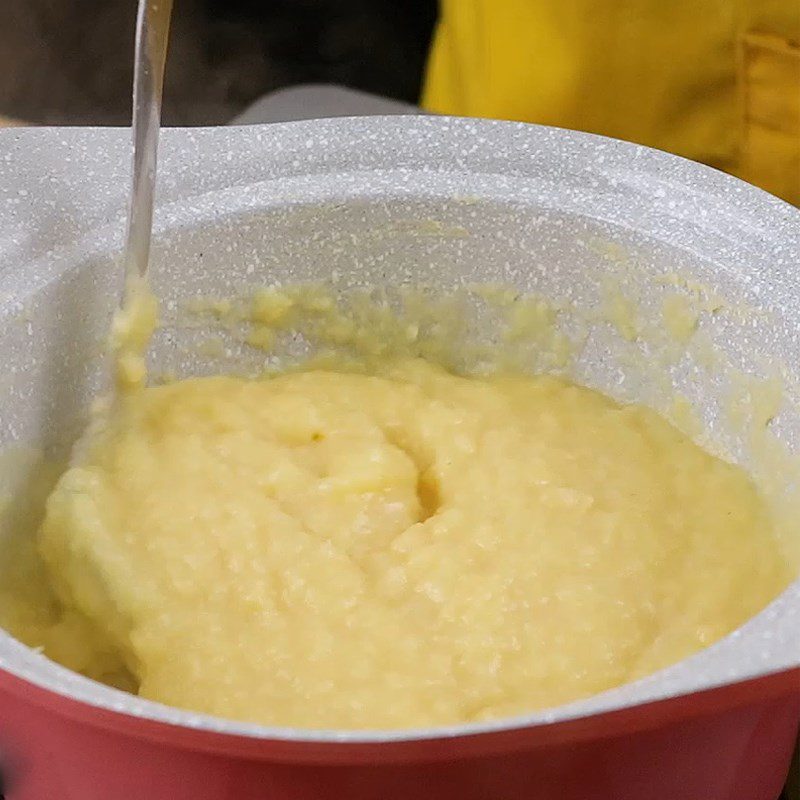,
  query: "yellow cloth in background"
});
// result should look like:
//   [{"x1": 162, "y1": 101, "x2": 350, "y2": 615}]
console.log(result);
[{"x1": 423, "y1": 0, "x2": 800, "y2": 205}]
